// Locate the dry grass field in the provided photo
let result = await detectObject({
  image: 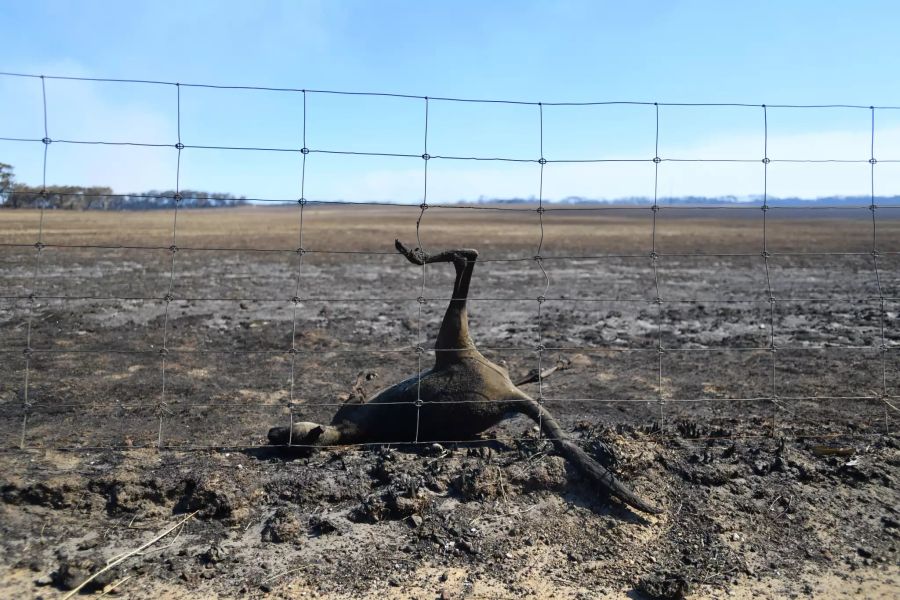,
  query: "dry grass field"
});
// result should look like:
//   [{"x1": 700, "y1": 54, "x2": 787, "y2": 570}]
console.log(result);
[
  {"x1": 3, "y1": 204, "x2": 900, "y2": 252},
  {"x1": 0, "y1": 205, "x2": 898, "y2": 599}
]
